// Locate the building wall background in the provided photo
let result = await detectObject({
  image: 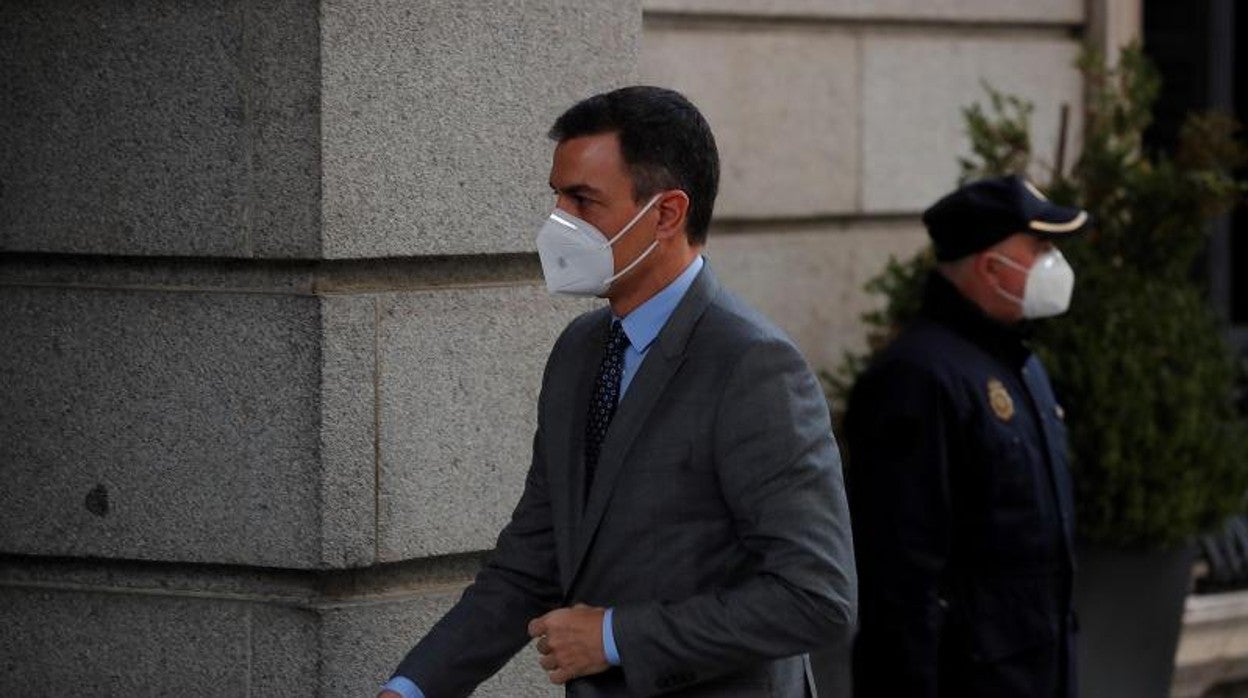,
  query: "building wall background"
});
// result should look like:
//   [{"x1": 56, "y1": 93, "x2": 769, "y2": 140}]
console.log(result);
[
  {"x1": 0, "y1": 1, "x2": 1088, "y2": 695},
  {"x1": 641, "y1": 0, "x2": 1085, "y2": 374}
]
